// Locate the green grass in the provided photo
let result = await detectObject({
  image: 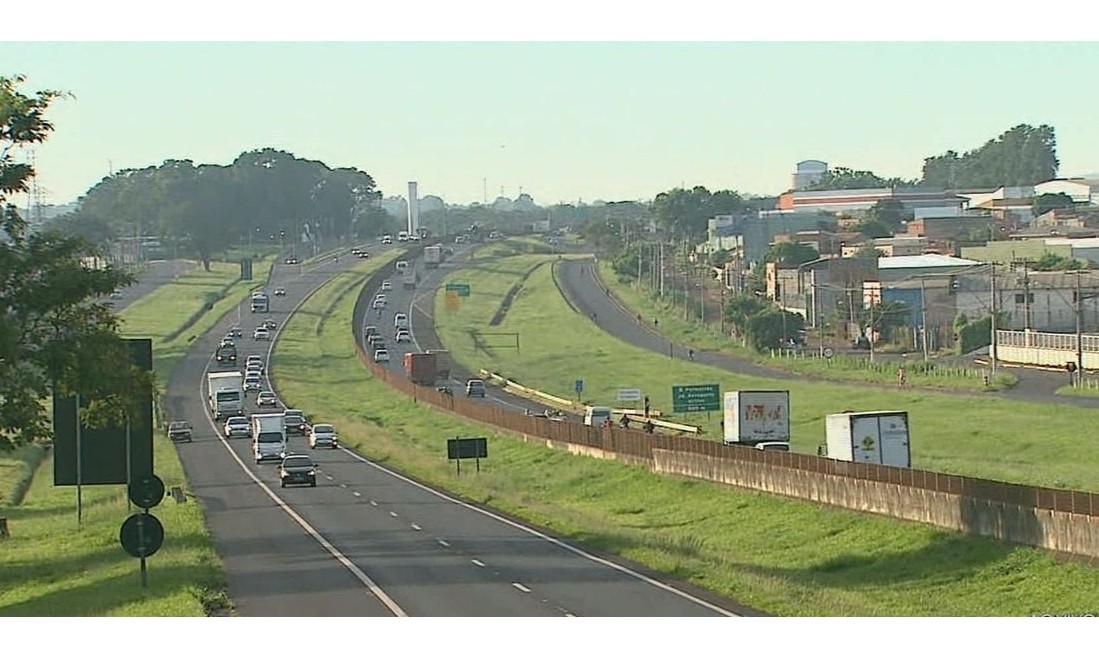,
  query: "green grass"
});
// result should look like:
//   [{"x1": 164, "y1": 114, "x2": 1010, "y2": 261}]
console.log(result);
[
  {"x1": 0, "y1": 260, "x2": 250, "y2": 616},
  {"x1": 599, "y1": 260, "x2": 1020, "y2": 392},
  {"x1": 433, "y1": 249, "x2": 1099, "y2": 492},
  {"x1": 270, "y1": 247, "x2": 1099, "y2": 616}
]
